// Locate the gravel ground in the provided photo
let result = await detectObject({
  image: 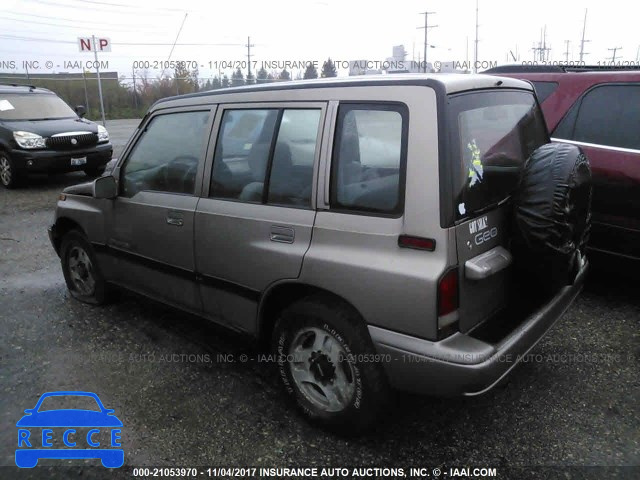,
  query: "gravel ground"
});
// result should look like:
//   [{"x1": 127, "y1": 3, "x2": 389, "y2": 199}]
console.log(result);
[{"x1": 0, "y1": 119, "x2": 638, "y2": 479}]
